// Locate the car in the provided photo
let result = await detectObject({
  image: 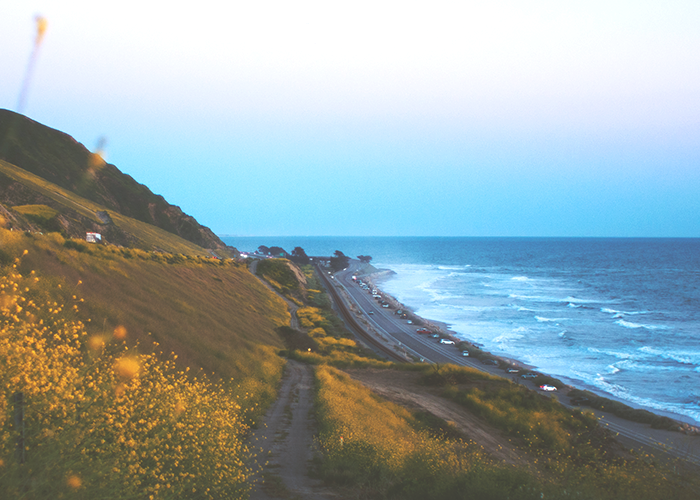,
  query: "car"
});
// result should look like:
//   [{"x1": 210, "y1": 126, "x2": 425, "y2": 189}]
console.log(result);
[
  {"x1": 462, "y1": 350, "x2": 470, "y2": 357},
  {"x1": 407, "y1": 320, "x2": 413, "y2": 324},
  {"x1": 382, "y1": 304, "x2": 389, "y2": 308},
  {"x1": 506, "y1": 368, "x2": 519, "y2": 373},
  {"x1": 540, "y1": 384, "x2": 557, "y2": 392},
  {"x1": 431, "y1": 333, "x2": 441, "y2": 338},
  {"x1": 440, "y1": 339, "x2": 455, "y2": 345},
  {"x1": 368, "y1": 311, "x2": 374, "y2": 315},
  {"x1": 416, "y1": 328, "x2": 431, "y2": 334}
]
